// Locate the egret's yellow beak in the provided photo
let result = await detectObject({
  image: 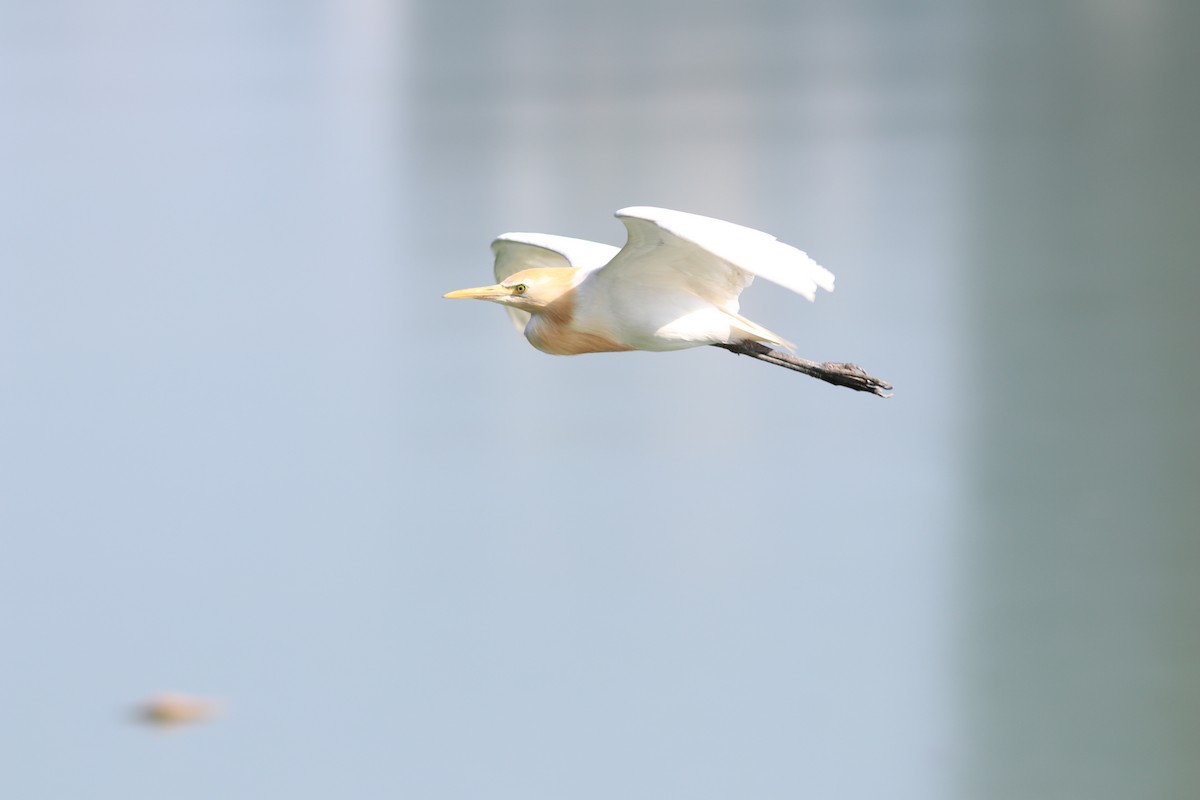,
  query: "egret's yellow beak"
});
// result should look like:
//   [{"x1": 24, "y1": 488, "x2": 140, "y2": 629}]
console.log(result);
[{"x1": 443, "y1": 284, "x2": 508, "y2": 300}]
